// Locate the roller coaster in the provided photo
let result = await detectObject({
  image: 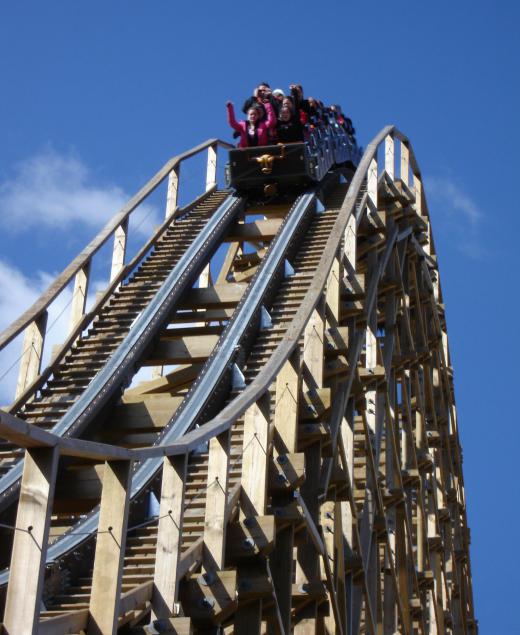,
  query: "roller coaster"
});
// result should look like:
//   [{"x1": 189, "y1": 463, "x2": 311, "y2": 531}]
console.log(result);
[{"x1": 0, "y1": 125, "x2": 476, "y2": 634}]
